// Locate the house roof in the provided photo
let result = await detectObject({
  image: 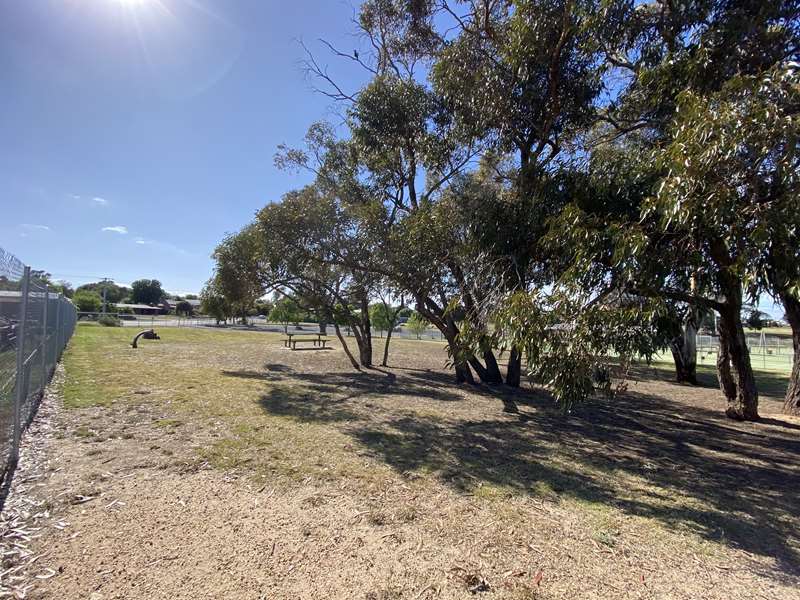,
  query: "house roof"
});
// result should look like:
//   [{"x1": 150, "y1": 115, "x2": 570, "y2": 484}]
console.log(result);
[
  {"x1": 167, "y1": 298, "x2": 201, "y2": 307},
  {"x1": 116, "y1": 303, "x2": 162, "y2": 311}
]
